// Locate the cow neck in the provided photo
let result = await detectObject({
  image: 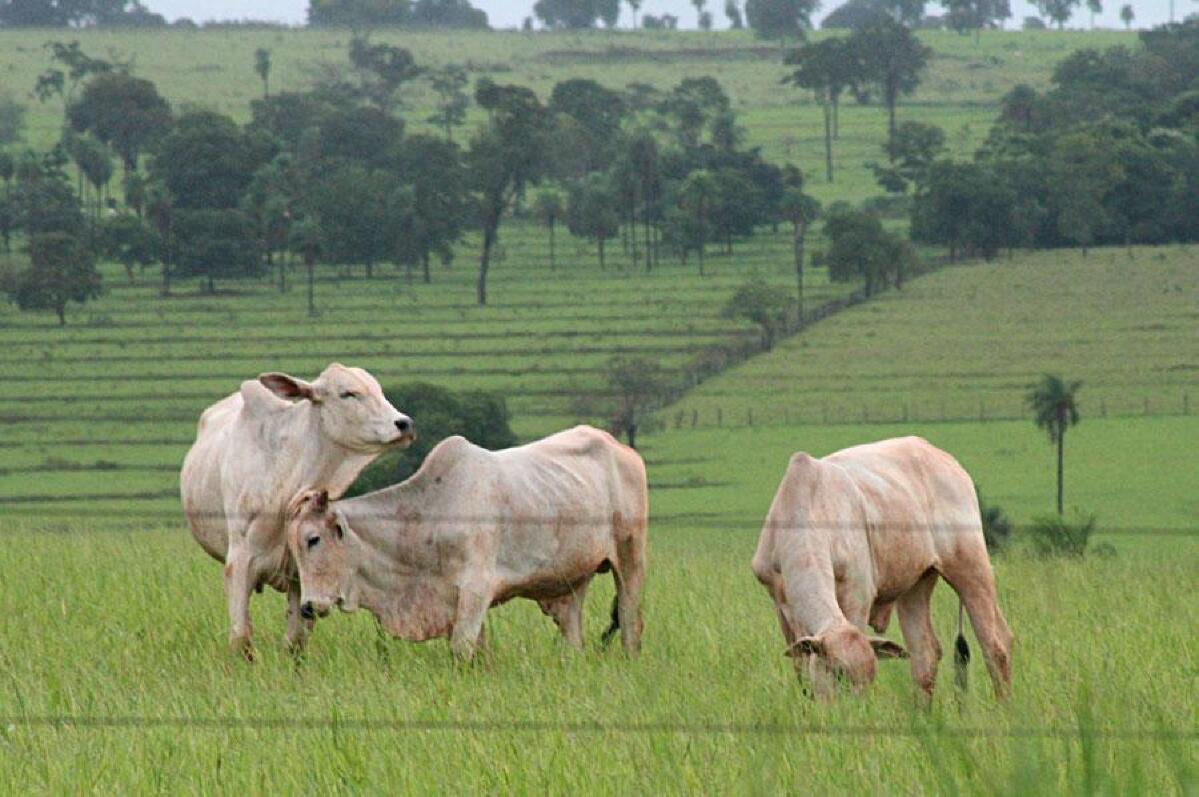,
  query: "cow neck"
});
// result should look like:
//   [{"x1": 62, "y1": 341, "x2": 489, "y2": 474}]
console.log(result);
[
  {"x1": 335, "y1": 476, "x2": 434, "y2": 617},
  {"x1": 284, "y1": 401, "x2": 376, "y2": 499}
]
